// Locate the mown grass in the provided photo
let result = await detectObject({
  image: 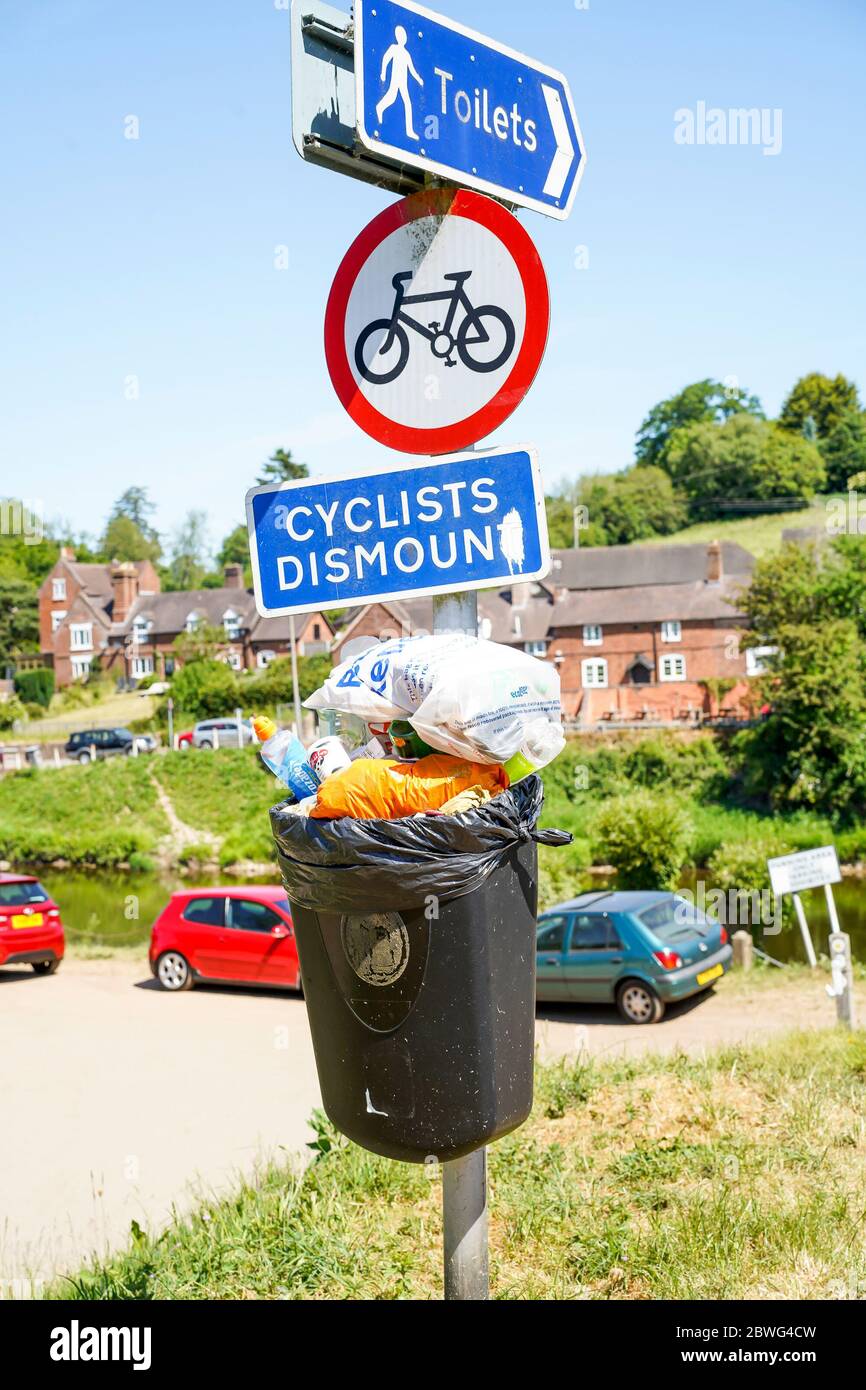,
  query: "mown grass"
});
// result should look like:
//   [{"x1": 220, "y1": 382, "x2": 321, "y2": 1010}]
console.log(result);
[
  {"x1": 643, "y1": 495, "x2": 838, "y2": 559},
  {"x1": 0, "y1": 759, "x2": 168, "y2": 867},
  {"x1": 54, "y1": 1028, "x2": 866, "y2": 1301}
]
